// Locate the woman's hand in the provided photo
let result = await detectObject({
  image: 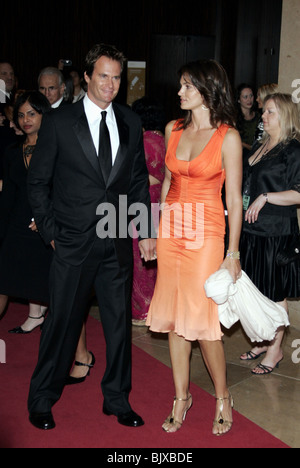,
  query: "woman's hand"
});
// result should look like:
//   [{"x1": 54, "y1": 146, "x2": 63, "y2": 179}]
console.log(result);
[
  {"x1": 245, "y1": 194, "x2": 267, "y2": 224},
  {"x1": 139, "y1": 238, "x2": 157, "y2": 262},
  {"x1": 220, "y1": 257, "x2": 242, "y2": 283}
]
